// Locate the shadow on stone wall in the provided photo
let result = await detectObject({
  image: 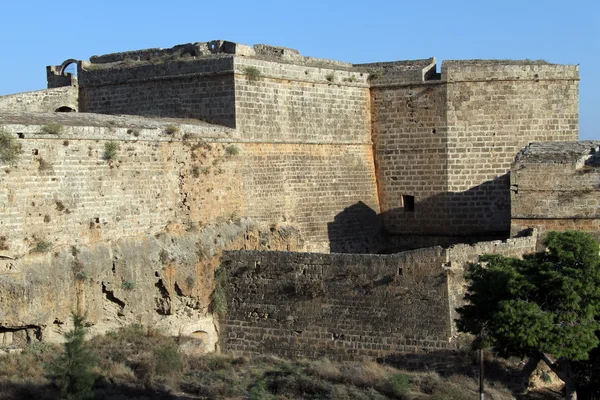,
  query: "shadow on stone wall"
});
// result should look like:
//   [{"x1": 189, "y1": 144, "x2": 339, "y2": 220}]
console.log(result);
[
  {"x1": 327, "y1": 201, "x2": 383, "y2": 253},
  {"x1": 328, "y1": 175, "x2": 511, "y2": 253}
]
